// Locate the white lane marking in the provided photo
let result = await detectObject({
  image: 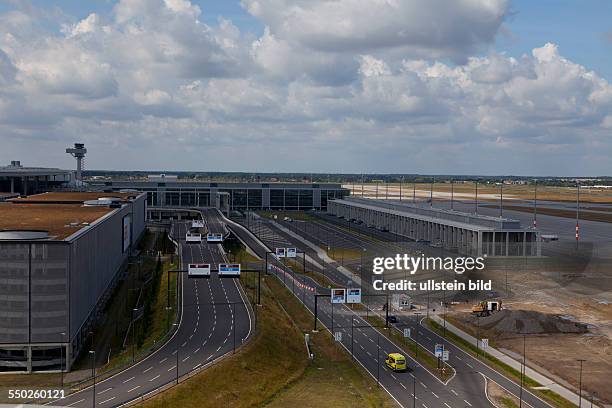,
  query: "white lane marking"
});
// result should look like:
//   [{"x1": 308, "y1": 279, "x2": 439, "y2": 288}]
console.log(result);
[
  {"x1": 66, "y1": 399, "x2": 85, "y2": 406},
  {"x1": 127, "y1": 385, "x2": 141, "y2": 393},
  {"x1": 149, "y1": 374, "x2": 161, "y2": 382},
  {"x1": 143, "y1": 366, "x2": 153, "y2": 373},
  {"x1": 400, "y1": 383, "x2": 407, "y2": 389},
  {"x1": 123, "y1": 376, "x2": 135, "y2": 383},
  {"x1": 160, "y1": 357, "x2": 168, "y2": 364},
  {"x1": 168, "y1": 365, "x2": 176, "y2": 371},
  {"x1": 194, "y1": 347, "x2": 200, "y2": 353},
  {"x1": 464, "y1": 400, "x2": 472, "y2": 406},
  {"x1": 451, "y1": 389, "x2": 458, "y2": 396},
  {"x1": 97, "y1": 387, "x2": 112, "y2": 395},
  {"x1": 422, "y1": 404, "x2": 428, "y2": 408},
  {"x1": 444, "y1": 403, "x2": 452, "y2": 408},
  {"x1": 98, "y1": 396, "x2": 116, "y2": 405},
  {"x1": 182, "y1": 356, "x2": 190, "y2": 362},
  {"x1": 421, "y1": 382, "x2": 427, "y2": 388},
  {"x1": 193, "y1": 363, "x2": 202, "y2": 370},
  {"x1": 466, "y1": 363, "x2": 473, "y2": 369},
  {"x1": 432, "y1": 392, "x2": 439, "y2": 398}
]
